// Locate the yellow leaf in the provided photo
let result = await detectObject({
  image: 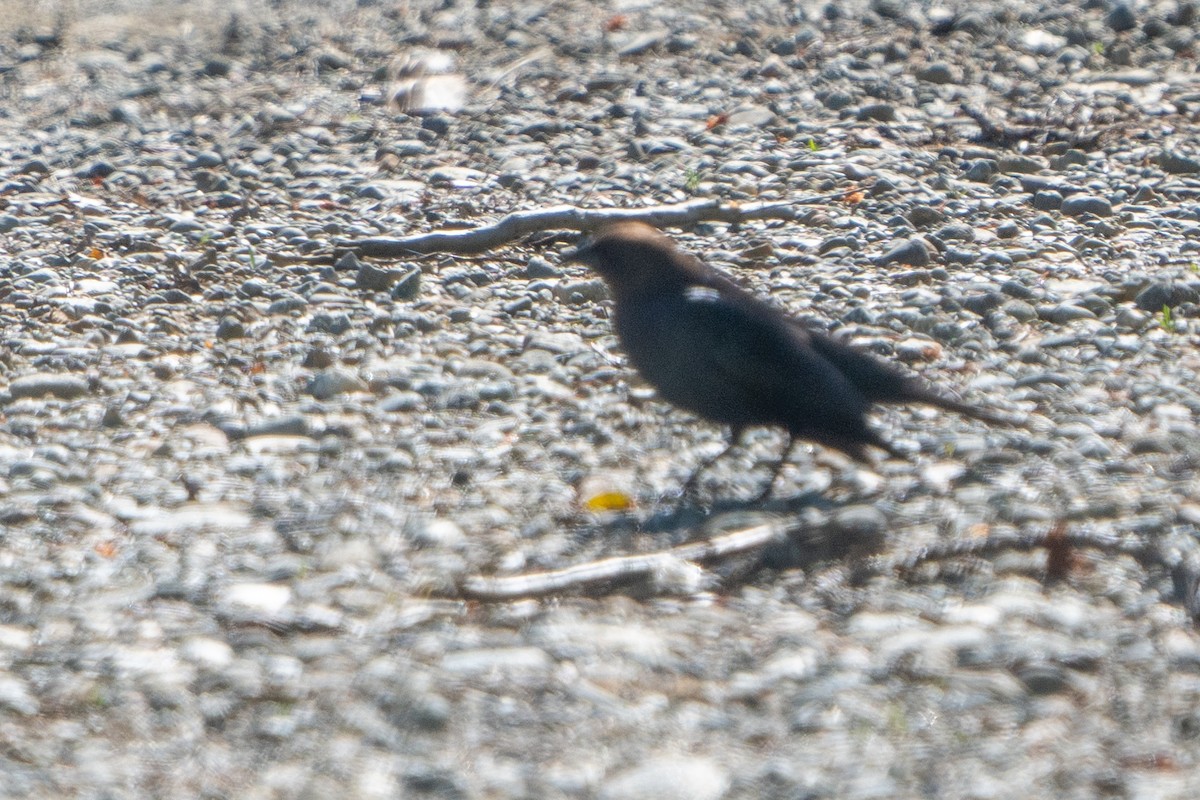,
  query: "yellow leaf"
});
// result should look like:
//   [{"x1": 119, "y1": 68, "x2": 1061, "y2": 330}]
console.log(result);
[{"x1": 584, "y1": 491, "x2": 634, "y2": 512}]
